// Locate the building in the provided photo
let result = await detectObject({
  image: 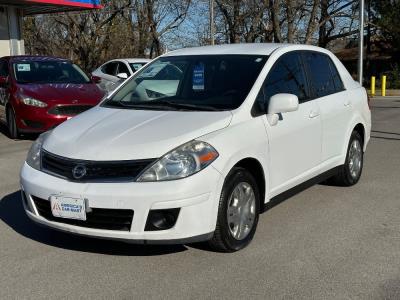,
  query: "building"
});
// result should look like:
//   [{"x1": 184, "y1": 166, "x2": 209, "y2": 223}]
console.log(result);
[
  {"x1": 335, "y1": 38, "x2": 397, "y2": 86},
  {"x1": 0, "y1": 0, "x2": 102, "y2": 57}
]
